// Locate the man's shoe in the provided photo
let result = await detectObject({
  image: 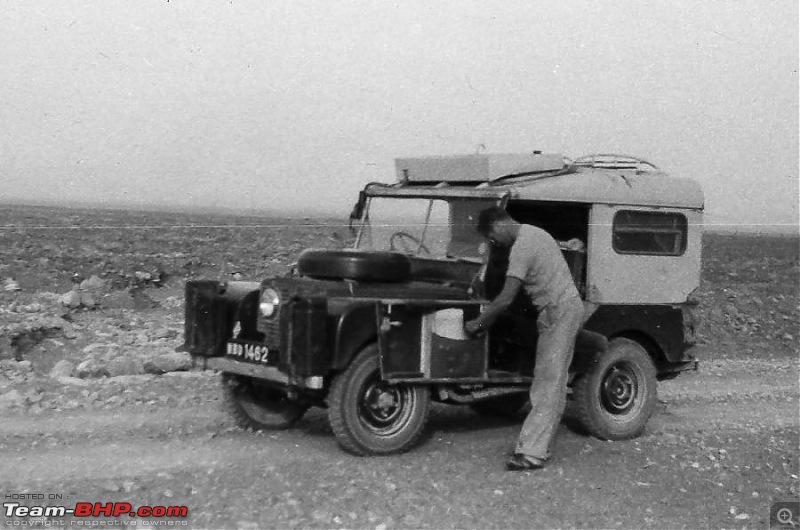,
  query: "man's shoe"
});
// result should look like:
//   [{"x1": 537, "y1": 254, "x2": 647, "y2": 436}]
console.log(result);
[{"x1": 505, "y1": 453, "x2": 545, "y2": 471}]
